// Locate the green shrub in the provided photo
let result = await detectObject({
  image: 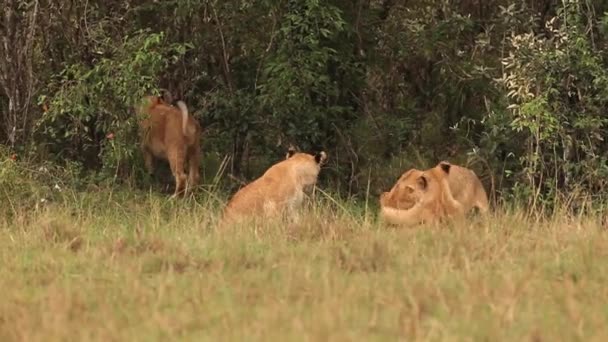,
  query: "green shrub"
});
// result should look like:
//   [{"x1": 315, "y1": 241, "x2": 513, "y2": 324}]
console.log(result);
[{"x1": 36, "y1": 30, "x2": 190, "y2": 182}]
